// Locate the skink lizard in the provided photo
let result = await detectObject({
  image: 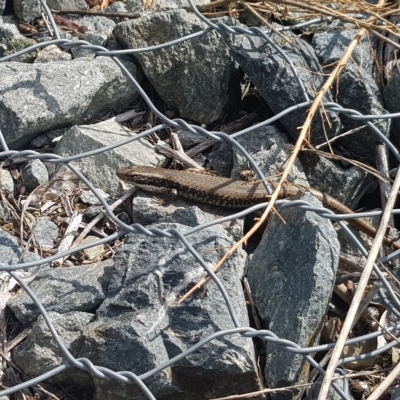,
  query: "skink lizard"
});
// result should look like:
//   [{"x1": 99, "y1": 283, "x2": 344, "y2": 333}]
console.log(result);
[{"x1": 117, "y1": 166, "x2": 400, "y2": 250}]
